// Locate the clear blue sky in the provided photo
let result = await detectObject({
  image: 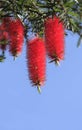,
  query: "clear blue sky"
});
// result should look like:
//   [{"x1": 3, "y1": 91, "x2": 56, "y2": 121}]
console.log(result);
[{"x1": 0, "y1": 32, "x2": 82, "y2": 130}]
